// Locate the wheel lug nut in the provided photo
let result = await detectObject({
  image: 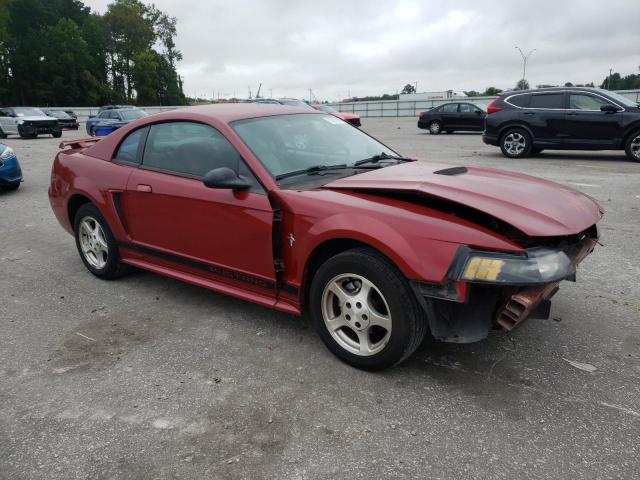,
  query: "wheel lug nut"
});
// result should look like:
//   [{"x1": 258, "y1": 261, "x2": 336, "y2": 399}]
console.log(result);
[
  {"x1": 355, "y1": 322, "x2": 361, "y2": 328},
  {"x1": 362, "y1": 314, "x2": 368, "y2": 321},
  {"x1": 346, "y1": 302, "x2": 351, "y2": 309},
  {"x1": 356, "y1": 302, "x2": 362, "y2": 309},
  {"x1": 345, "y1": 314, "x2": 351, "y2": 321}
]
